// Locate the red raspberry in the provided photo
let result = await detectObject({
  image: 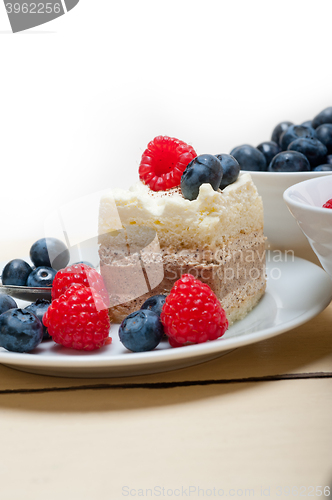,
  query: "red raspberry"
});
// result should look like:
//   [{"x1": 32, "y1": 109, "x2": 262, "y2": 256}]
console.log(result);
[
  {"x1": 44, "y1": 284, "x2": 111, "y2": 351},
  {"x1": 323, "y1": 198, "x2": 332, "y2": 209},
  {"x1": 139, "y1": 136, "x2": 197, "y2": 191},
  {"x1": 52, "y1": 263, "x2": 109, "y2": 307},
  {"x1": 160, "y1": 274, "x2": 228, "y2": 347}
]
